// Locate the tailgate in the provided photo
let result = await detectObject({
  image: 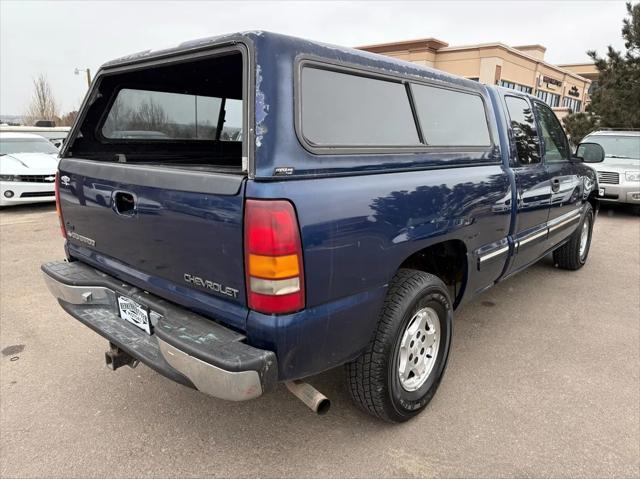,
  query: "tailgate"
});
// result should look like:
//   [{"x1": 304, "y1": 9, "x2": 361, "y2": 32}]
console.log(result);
[{"x1": 58, "y1": 158, "x2": 248, "y2": 330}]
